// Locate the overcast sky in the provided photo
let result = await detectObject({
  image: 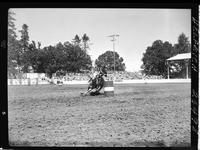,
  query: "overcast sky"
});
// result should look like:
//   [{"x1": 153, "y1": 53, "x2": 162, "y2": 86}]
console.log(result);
[{"x1": 11, "y1": 8, "x2": 191, "y2": 71}]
